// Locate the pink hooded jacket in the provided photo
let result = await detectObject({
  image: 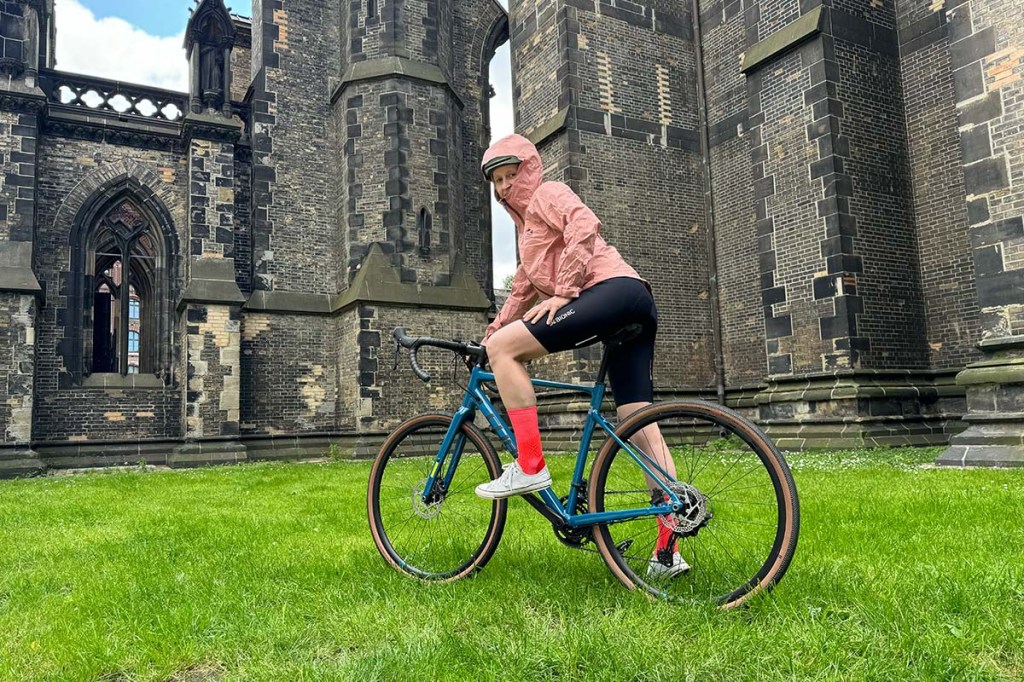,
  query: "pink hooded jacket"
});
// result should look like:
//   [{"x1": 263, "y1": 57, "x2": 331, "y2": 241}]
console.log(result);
[{"x1": 482, "y1": 134, "x2": 642, "y2": 341}]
